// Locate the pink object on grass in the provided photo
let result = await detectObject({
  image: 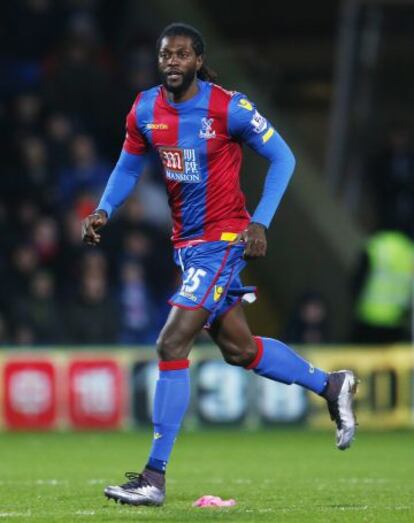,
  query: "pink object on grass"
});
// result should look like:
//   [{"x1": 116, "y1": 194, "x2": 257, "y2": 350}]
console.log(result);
[{"x1": 192, "y1": 495, "x2": 236, "y2": 508}]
